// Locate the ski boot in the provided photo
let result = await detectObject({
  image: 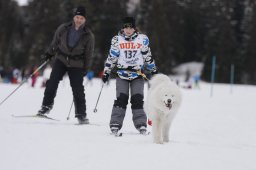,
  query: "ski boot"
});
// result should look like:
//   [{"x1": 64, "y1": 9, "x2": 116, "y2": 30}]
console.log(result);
[
  {"x1": 138, "y1": 126, "x2": 148, "y2": 135},
  {"x1": 111, "y1": 127, "x2": 119, "y2": 134},
  {"x1": 37, "y1": 105, "x2": 52, "y2": 116},
  {"x1": 77, "y1": 116, "x2": 89, "y2": 124},
  {"x1": 111, "y1": 127, "x2": 122, "y2": 136}
]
